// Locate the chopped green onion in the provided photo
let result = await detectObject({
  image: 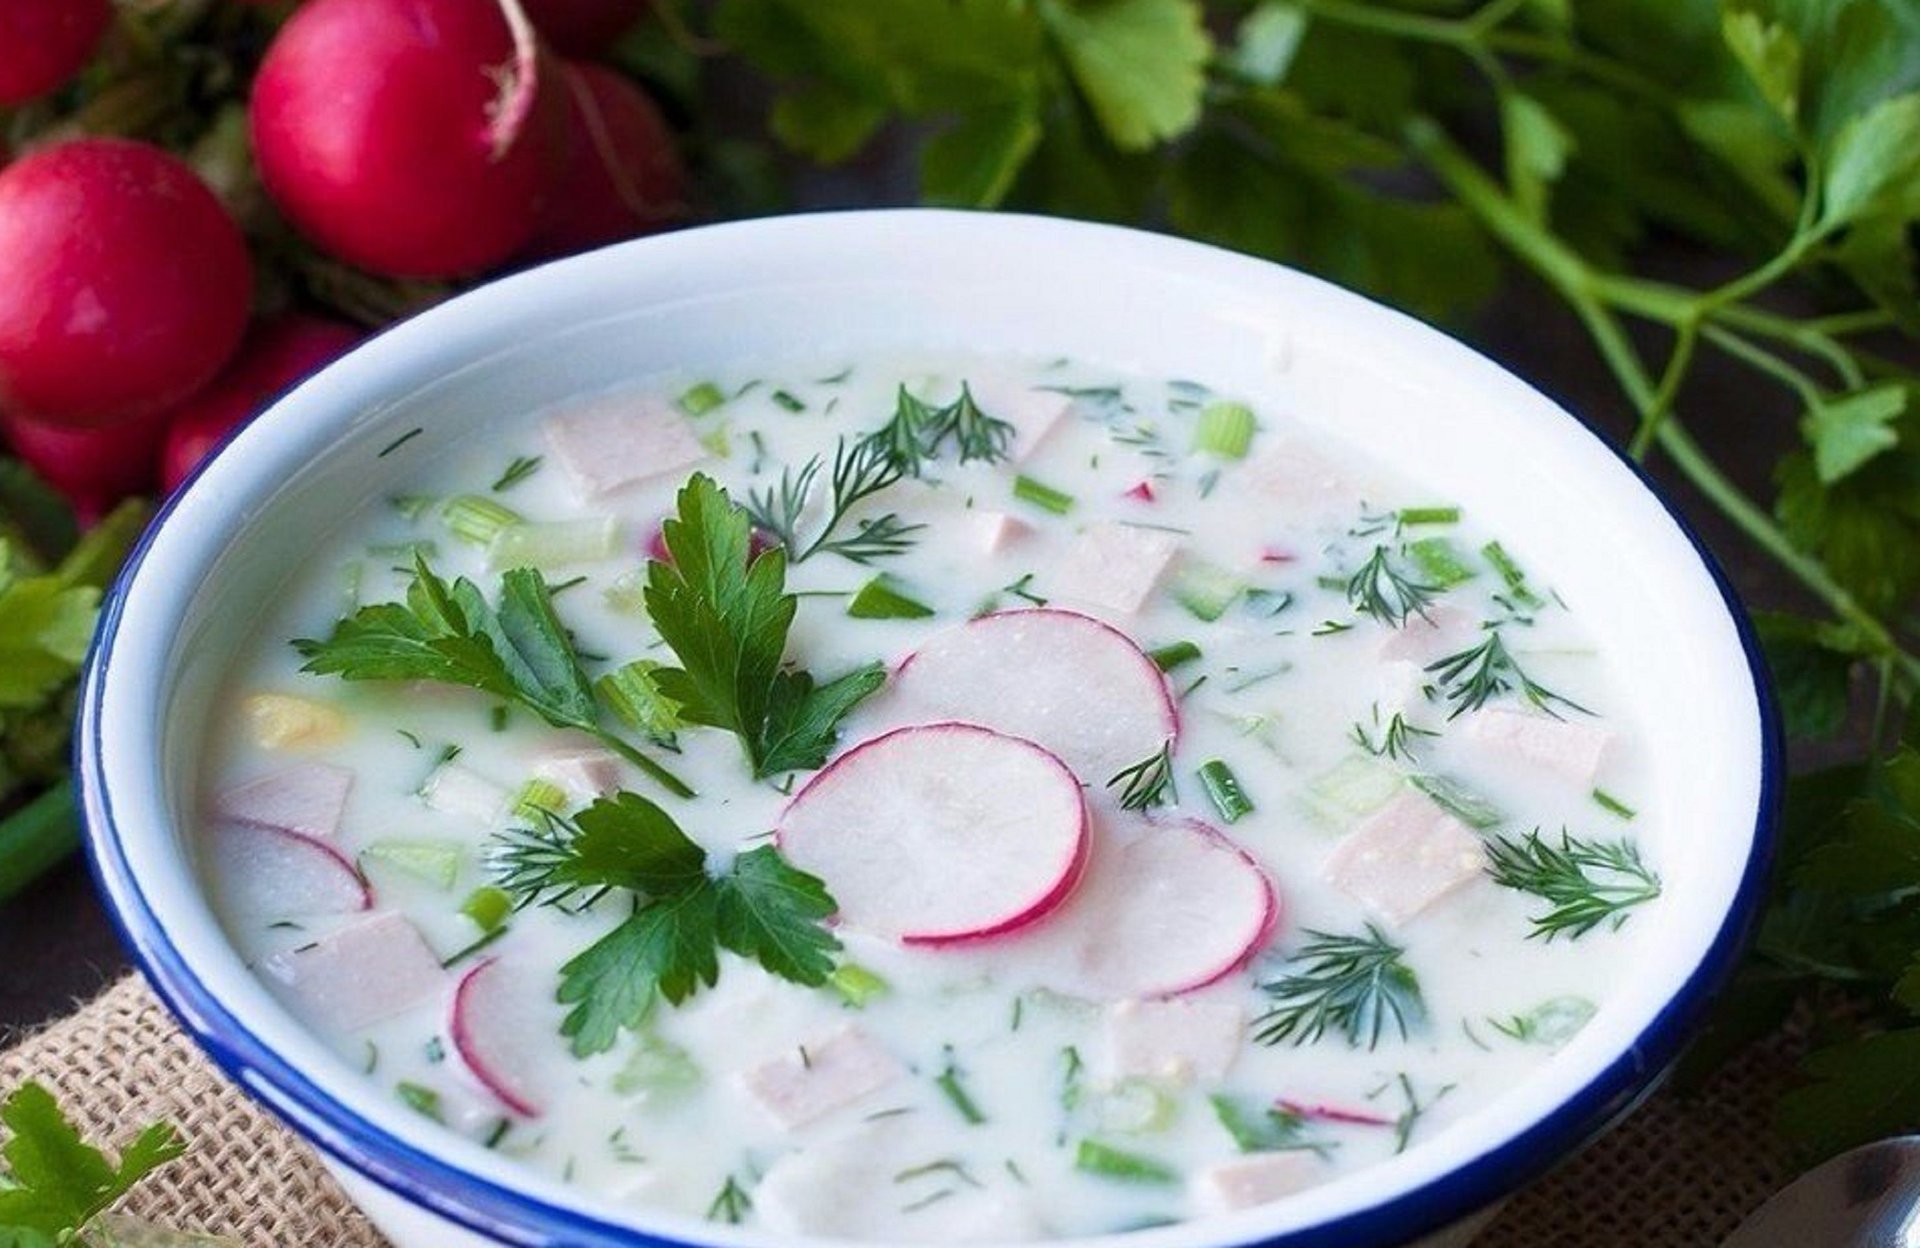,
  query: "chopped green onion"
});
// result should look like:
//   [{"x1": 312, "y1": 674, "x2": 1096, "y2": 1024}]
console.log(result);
[
  {"x1": 397, "y1": 1082, "x2": 443, "y2": 1121},
  {"x1": 1192, "y1": 401, "x2": 1257, "y2": 459},
  {"x1": 1406, "y1": 537, "x2": 1476, "y2": 587},
  {"x1": 1243, "y1": 588, "x2": 1294, "y2": 618},
  {"x1": 1592, "y1": 788, "x2": 1638, "y2": 820},
  {"x1": 488, "y1": 517, "x2": 618, "y2": 568},
  {"x1": 1197, "y1": 760, "x2": 1254, "y2": 823},
  {"x1": 460, "y1": 886, "x2": 514, "y2": 933},
  {"x1": 442, "y1": 495, "x2": 523, "y2": 547},
  {"x1": 604, "y1": 570, "x2": 648, "y2": 615},
  {"x1": 935, "y1": 1053, "x2": 987, "y2": 1124},
  {"x1": 1013, "y1": 475, "x2": 1075, "y2": 515},
  {"x1": 597, "y1": 660, "x2": 682, "y2": 741},
  {"x1": 1399, "y1": 506, "x2": 1461, "y2": 526},
  {"x1": 1490, "y1": 996, "x2": 1597, "y2": 1046},
  {"x1": 1098, "y1": 1079, "x2": 1178, "y2": 1134},
  {"x1": 847, "y1": 575, "x2": 936, "y2": 620},
  {"x1": 1073, "y1": 1139, "x2": 1178, "y2": 1185},
  {"x1": 1147, "y1": 641, "x2": 1202, "y2": 672},
  {"x1": 1483, "y1": 540, "x2": 1544, "y2": 606},
  {"x1": 677, "y1": 381, "x2": 726, "y2": 416},
  {"x1": 360, "y1": 839, "x2": 463, "y2": 889},
  {"x1": 698, "y1": 425, "x2": 732, "y2": 457},
  {"x1": 829, "y1": 964, "x2": 890, "y2": 1007},
  {"x1": 1172, "y1": 560, "x2": 1244, "y2": 622},
  {"x1": 513, "y1": 778, "x2": 568, "y2": 820},
  {"x1": 770, "y1": 389, "x2": 806, "y2": 412},
  {"x1": 612, "y1": 1032, "x2": 702, "y2": 1101},
  {"x1": 1409, "y1": 773, "x2": 1503, "y2": 830}
]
